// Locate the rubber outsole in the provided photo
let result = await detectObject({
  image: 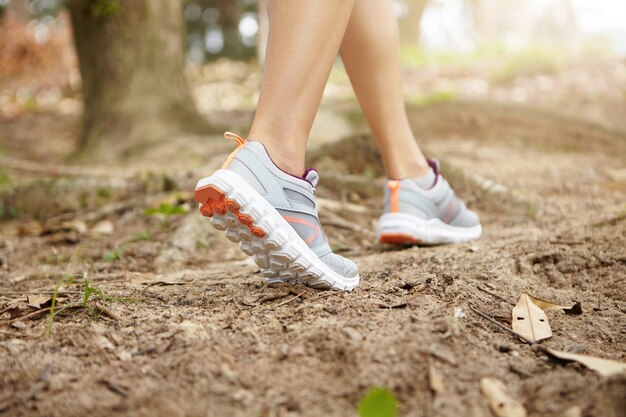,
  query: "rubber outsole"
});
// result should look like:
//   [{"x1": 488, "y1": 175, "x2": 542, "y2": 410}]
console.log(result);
[
  {"x1": 377, "y1": 212, "x2": 482, "y2": 245},
  {"x1": 195, "y1": 170, "x2": 359, "y2": 291}
]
